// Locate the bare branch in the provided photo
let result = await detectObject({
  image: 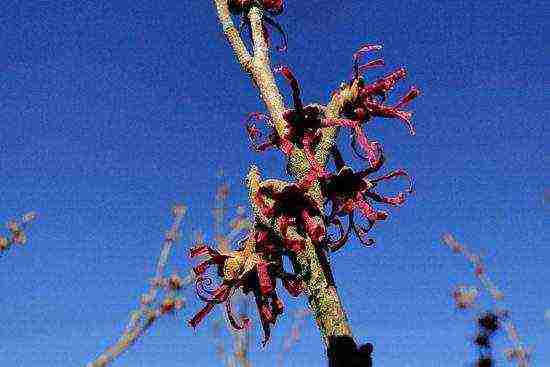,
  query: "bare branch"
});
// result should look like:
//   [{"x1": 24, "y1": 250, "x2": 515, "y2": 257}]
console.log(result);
[{"x1": 86, "y1": 205, "x2": 190, "y2": 367}]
